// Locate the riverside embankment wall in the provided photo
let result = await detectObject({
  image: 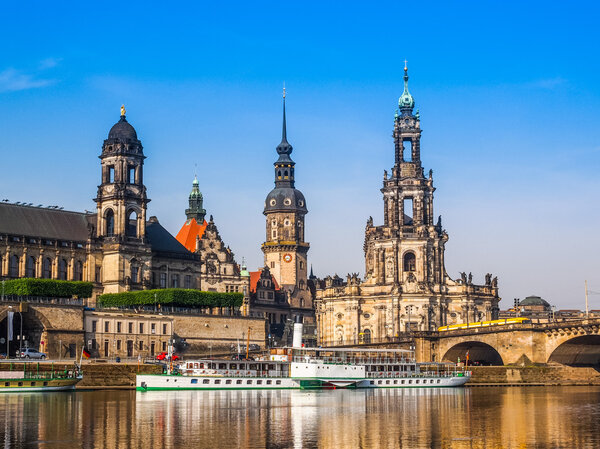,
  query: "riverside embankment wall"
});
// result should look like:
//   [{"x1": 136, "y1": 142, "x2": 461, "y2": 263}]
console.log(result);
[{"x1": 4, "y1": 362, "x2": 600, "y2": 389}]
